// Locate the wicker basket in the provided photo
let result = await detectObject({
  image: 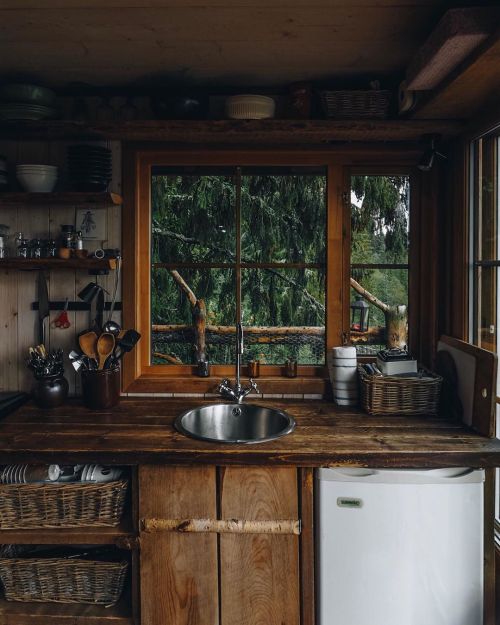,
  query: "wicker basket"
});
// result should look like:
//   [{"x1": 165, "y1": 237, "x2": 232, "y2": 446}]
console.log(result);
[
  {"x1": 321, "y1": 90, "x2": 391, "y2": 119},
  {"x1": 358, "y1": 366, "x2": 442, "y2": 415},
  {"x1": 0, "y1": 480, "x2": 128, "y2": 529},
  {"x1": 0, "y1": 557, "x2": 128, "y2": 605}
]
